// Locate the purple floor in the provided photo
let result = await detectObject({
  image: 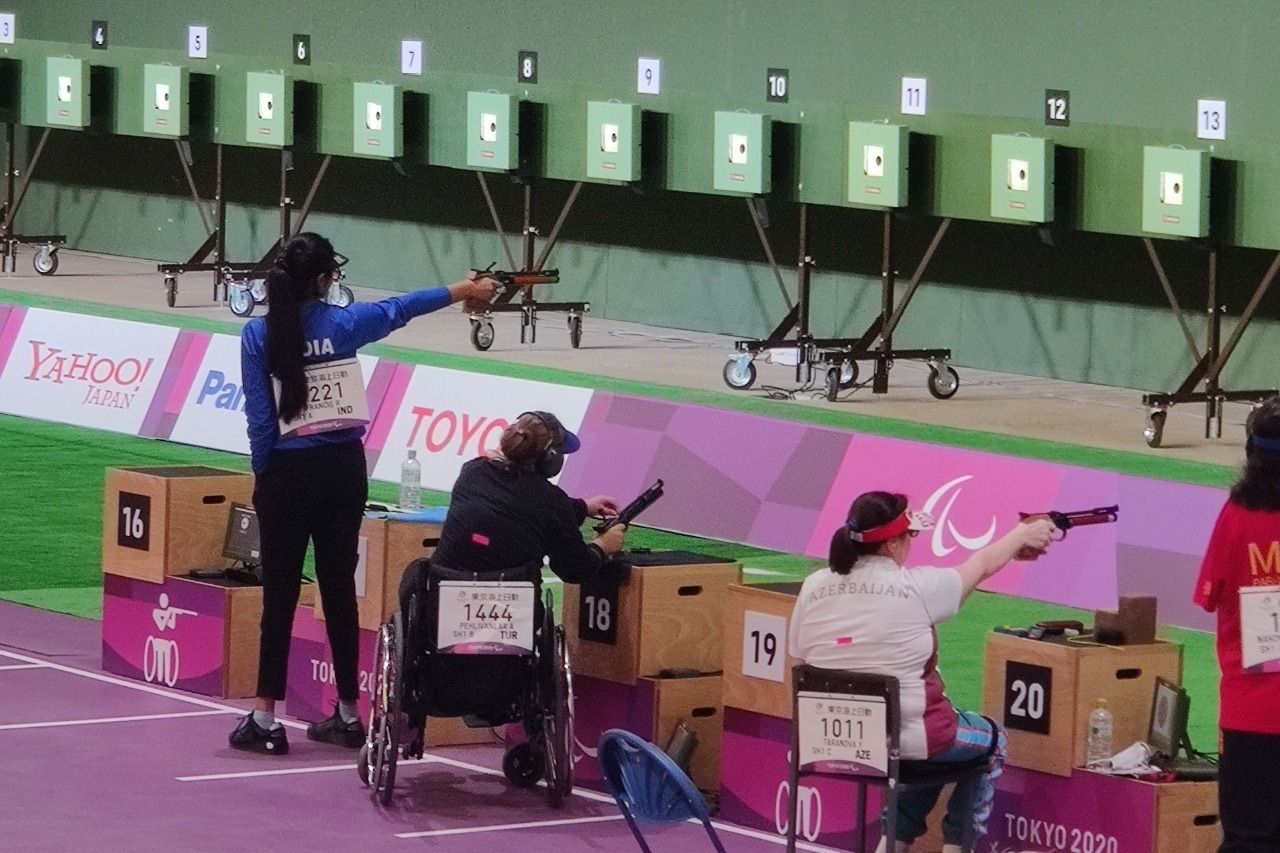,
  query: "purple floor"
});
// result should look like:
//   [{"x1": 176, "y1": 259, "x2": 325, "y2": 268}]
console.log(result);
[{"x1": 0, "y1": 600, "x2": 834, "y2": 852}]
